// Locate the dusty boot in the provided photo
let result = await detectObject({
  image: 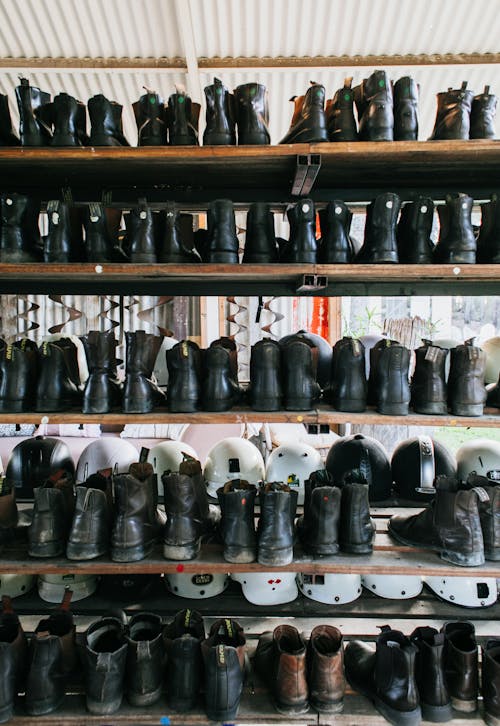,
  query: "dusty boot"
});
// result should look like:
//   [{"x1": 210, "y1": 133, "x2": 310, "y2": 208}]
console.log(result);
[
  {"x1": 125, "y1": 612, "x2": 164, "y2": 706},
  {"x1": 133, "y1": 90, "x2": 167, "y2": 146},
  {"x1": 234, "y1": 82, "x2": 270, "y2": 145},
  {"x1": 203, "y1": 77, "x2": 236, "y2": 145},
  {"x1": 470, "y1": 85, "x2": 497, "y2": 139},
  {"x1": 202, "y1": 337, "x2": 241, "y2": 411},
  {"x1": 122, "y1": 331, "x2": 165, "y2": 413},
  {"x1": 258, "y1": 482, "x2": 297, "y2": 566},
  {"x1": 375, "y1": 341, "x2": 411, "y2": 415},
  {"x1": 388, "y1": 475, "x2": 485, "y2": 566},
  {"x1": 281, "y1": 336, "x2": 320, "y2": 410},
  {"x1": 28, "y1": 470, "x2": 75, "y2": 557},
  {"x1": 0, "y1": 339, "x2": 38, "y2": 413},
  {"x1": 83, "y1": 202, "x2": 115, "y2": 262},
  {"x1": 0, "y1": 193, "x2": 40, "y2": 262},
  {"x1": 163, "y1": 609, "x2": 205, "y2": 711},
  {"x1": 51, "y1": 92, "x2": 87, "y2": 146},
  {"x1": 482, "y1": 639, "x2": 500, "y2": 725},
  {"x1": 318, "y1": 201, "x2": 354, "y2": 263},
  {"x1": 430, "y1": 82, "x2": 473, "y2": 140},
  {"x1": 410, "y1": 626, "x2": 452, "y2": 723},
  {"x1": 218, "y1": 480, "x2": 257, "y2": 563},
  {"x1": 284, "y1": 198, "x2": 317, "y2": 263},
  {"x1": 254, "y1": 625, "x2": 308, "y2": 714},
  {"x1": 111, "y1": 462, "x2": 162, "y2": 562},
  {"x1": 345, "y1": 626, "x2": 420, "y2": 726},
  {"x1": 393, "y1": 76, "x2": 419, "y2": 140},
  {"x1": 327, "y1": 336, "x2": 367, "y2": 412},
  {"x1": 354, "y1": 70, "x2": 394, "y2": 141},
  {"x1": 326, "y1": 77, "x2": 358, "y2": 141},
  {"x1": 447, "y1": 339, "x2": 486, "y2": 416},
  {"x1": 280, "y1": 82, "x2": 329, "y2": 143},
  {"x1": 0, "y1": 96, "x2": 19, "y2": 146},
  {"x1": 206, "y1": 199, "x2": 239, "y2": 262},
  {"x1": 465, "y1": 473, "x2": 500, "y2": 561},
  {"x1": 242, "y1": 203, "x2": 278, "y2": 262},
  {"x1": 397, "y1": 197, "x2": 435, "y2": 263},
  {"x1": 296, "y1": 470, "x2": 340, "y2": 556},
  {"x1": 83, "y1": 616, "x2": 127, "y2": 715},
  {"x1": 166, "y1": 340, "x2": 202, "y2": 412},
  {"x1": 308, "y1": 625, "x2": 345, "y2": 713},
  {"x1": 434, "y1": 193, "x2": 476, "y2": 264},
  {"x1": 411, "y1": 341, "x2": 448, "y2": 415},
  {"x1": 441, "y1": 621, "x2": 478, "y2": 713},
  {"x1": 167, "y1": 88, "x2": 200, "y2": 145},
  {"x1": 127, "y1": 200, "x2": 157, "y2": 263},
  {"x1": 66, "y1": 470, "x2": 113, "y2": 560},
  {"x1": 88, "y1": 94, "x2": 129, "y2": 146},
  {"x1": 35, "y1": 339, "x2": 82, "y2": 412},
  {"x1": 81, "y1": 330, "x2": 121, "y2": 414},
  {"x1": 0, "y1": 596, "x2": 28, "y2": 723},
  {"x1": 158, "y1": 201, "x2": 201, "y2": 262},
  {"x1": 162, "y1": 458, "x2": 209, "y2": 560},
  {"x1": 15, "y1": 77, "x2": 51, "y2": 146},
  {"x1": 356, "y1": 192, "x2": 401, "y2": 263},
  {"x1": 477, "y1": 196, "x2": 500, "y2": 263},
  {"x1": 201, "y1": 619, "x2": 246, "y2": 721},
  {"x1": 339, "y1": 473, "x2": 376, "y2": 551}
]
